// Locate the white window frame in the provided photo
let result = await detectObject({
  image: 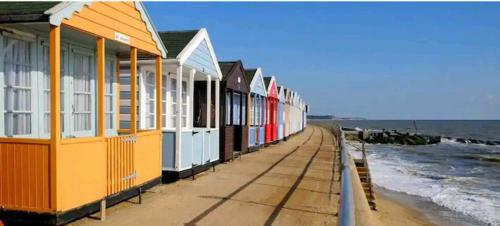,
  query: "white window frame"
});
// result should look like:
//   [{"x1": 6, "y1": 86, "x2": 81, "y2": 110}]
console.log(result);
[
  {"x1": 139, "y1": 66, "x2": 156, "y2": 130},
  {"x1": 68, "y1": 46, "x2": 96, "y2": 138},
  {"x1": 104, "y1": 56, "x2": 117, "y2": 136},
  {"x1": 165, "y1": 73, "x2": 189, "y2": 130},
  {"x1": 0, "y1": 33, "x2": 37, "y2": 138},
  {"x1": 233, "y1": 92, "x2": 240, "y2": 125}
]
